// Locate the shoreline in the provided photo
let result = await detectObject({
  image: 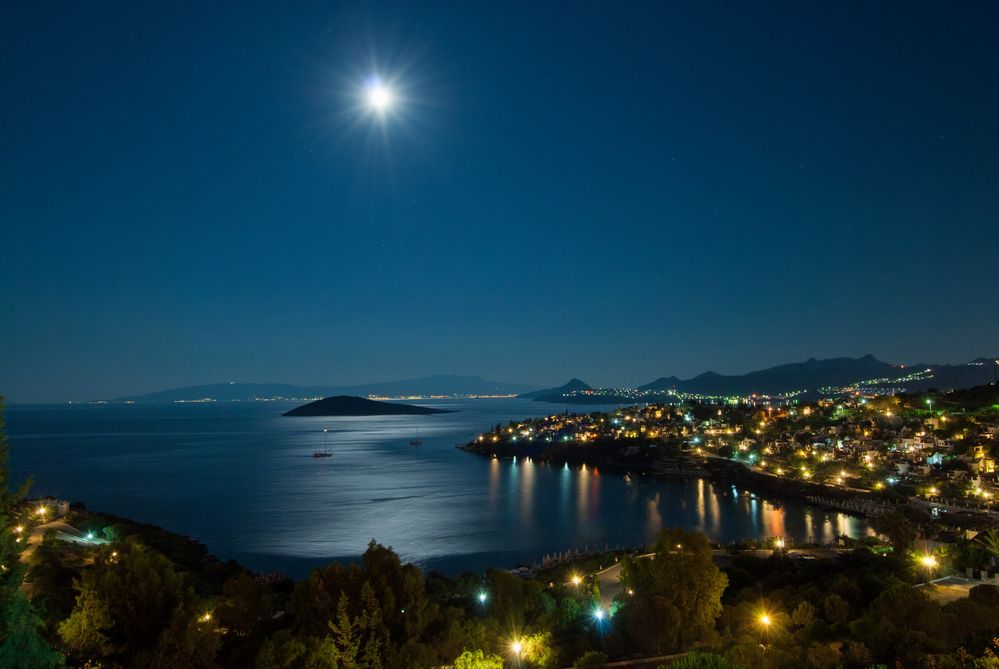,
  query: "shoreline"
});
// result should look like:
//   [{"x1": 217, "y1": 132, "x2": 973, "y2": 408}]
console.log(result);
[{"x1": 457, "y1": 442, "x2": 906, "y2": 522}]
